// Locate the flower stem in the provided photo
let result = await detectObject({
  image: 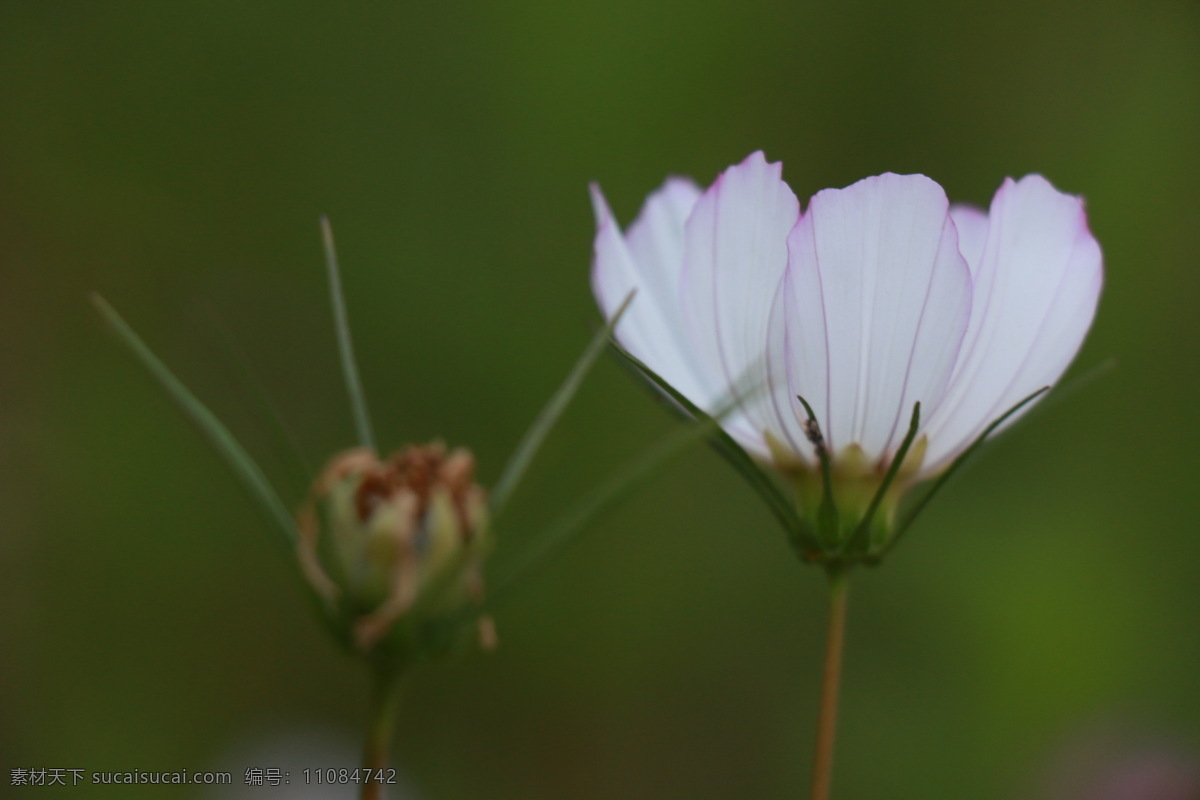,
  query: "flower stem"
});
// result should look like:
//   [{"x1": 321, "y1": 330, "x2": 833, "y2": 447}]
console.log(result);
[
  {"x1": 809, "y1": 568, "x2": 849, "y2": 800},
  {"x1": 361, "y1": 669, "x2": 405, "y2": 800}
]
